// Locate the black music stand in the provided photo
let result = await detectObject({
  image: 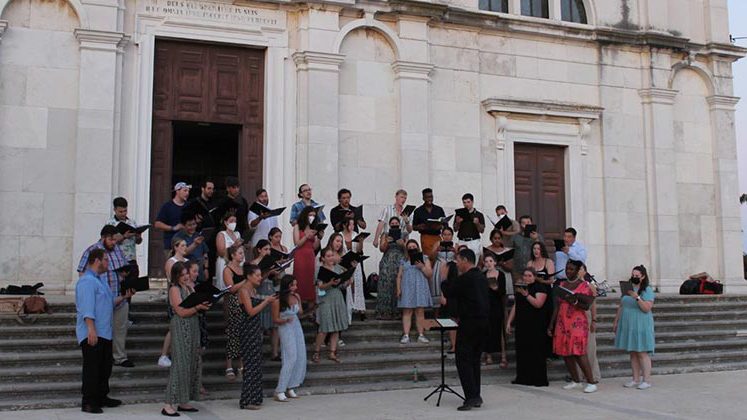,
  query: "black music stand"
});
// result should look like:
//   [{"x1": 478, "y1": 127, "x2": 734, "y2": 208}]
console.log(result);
[{"x1": 424, "y1": 319, "x2": 464, "y2": 407}]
